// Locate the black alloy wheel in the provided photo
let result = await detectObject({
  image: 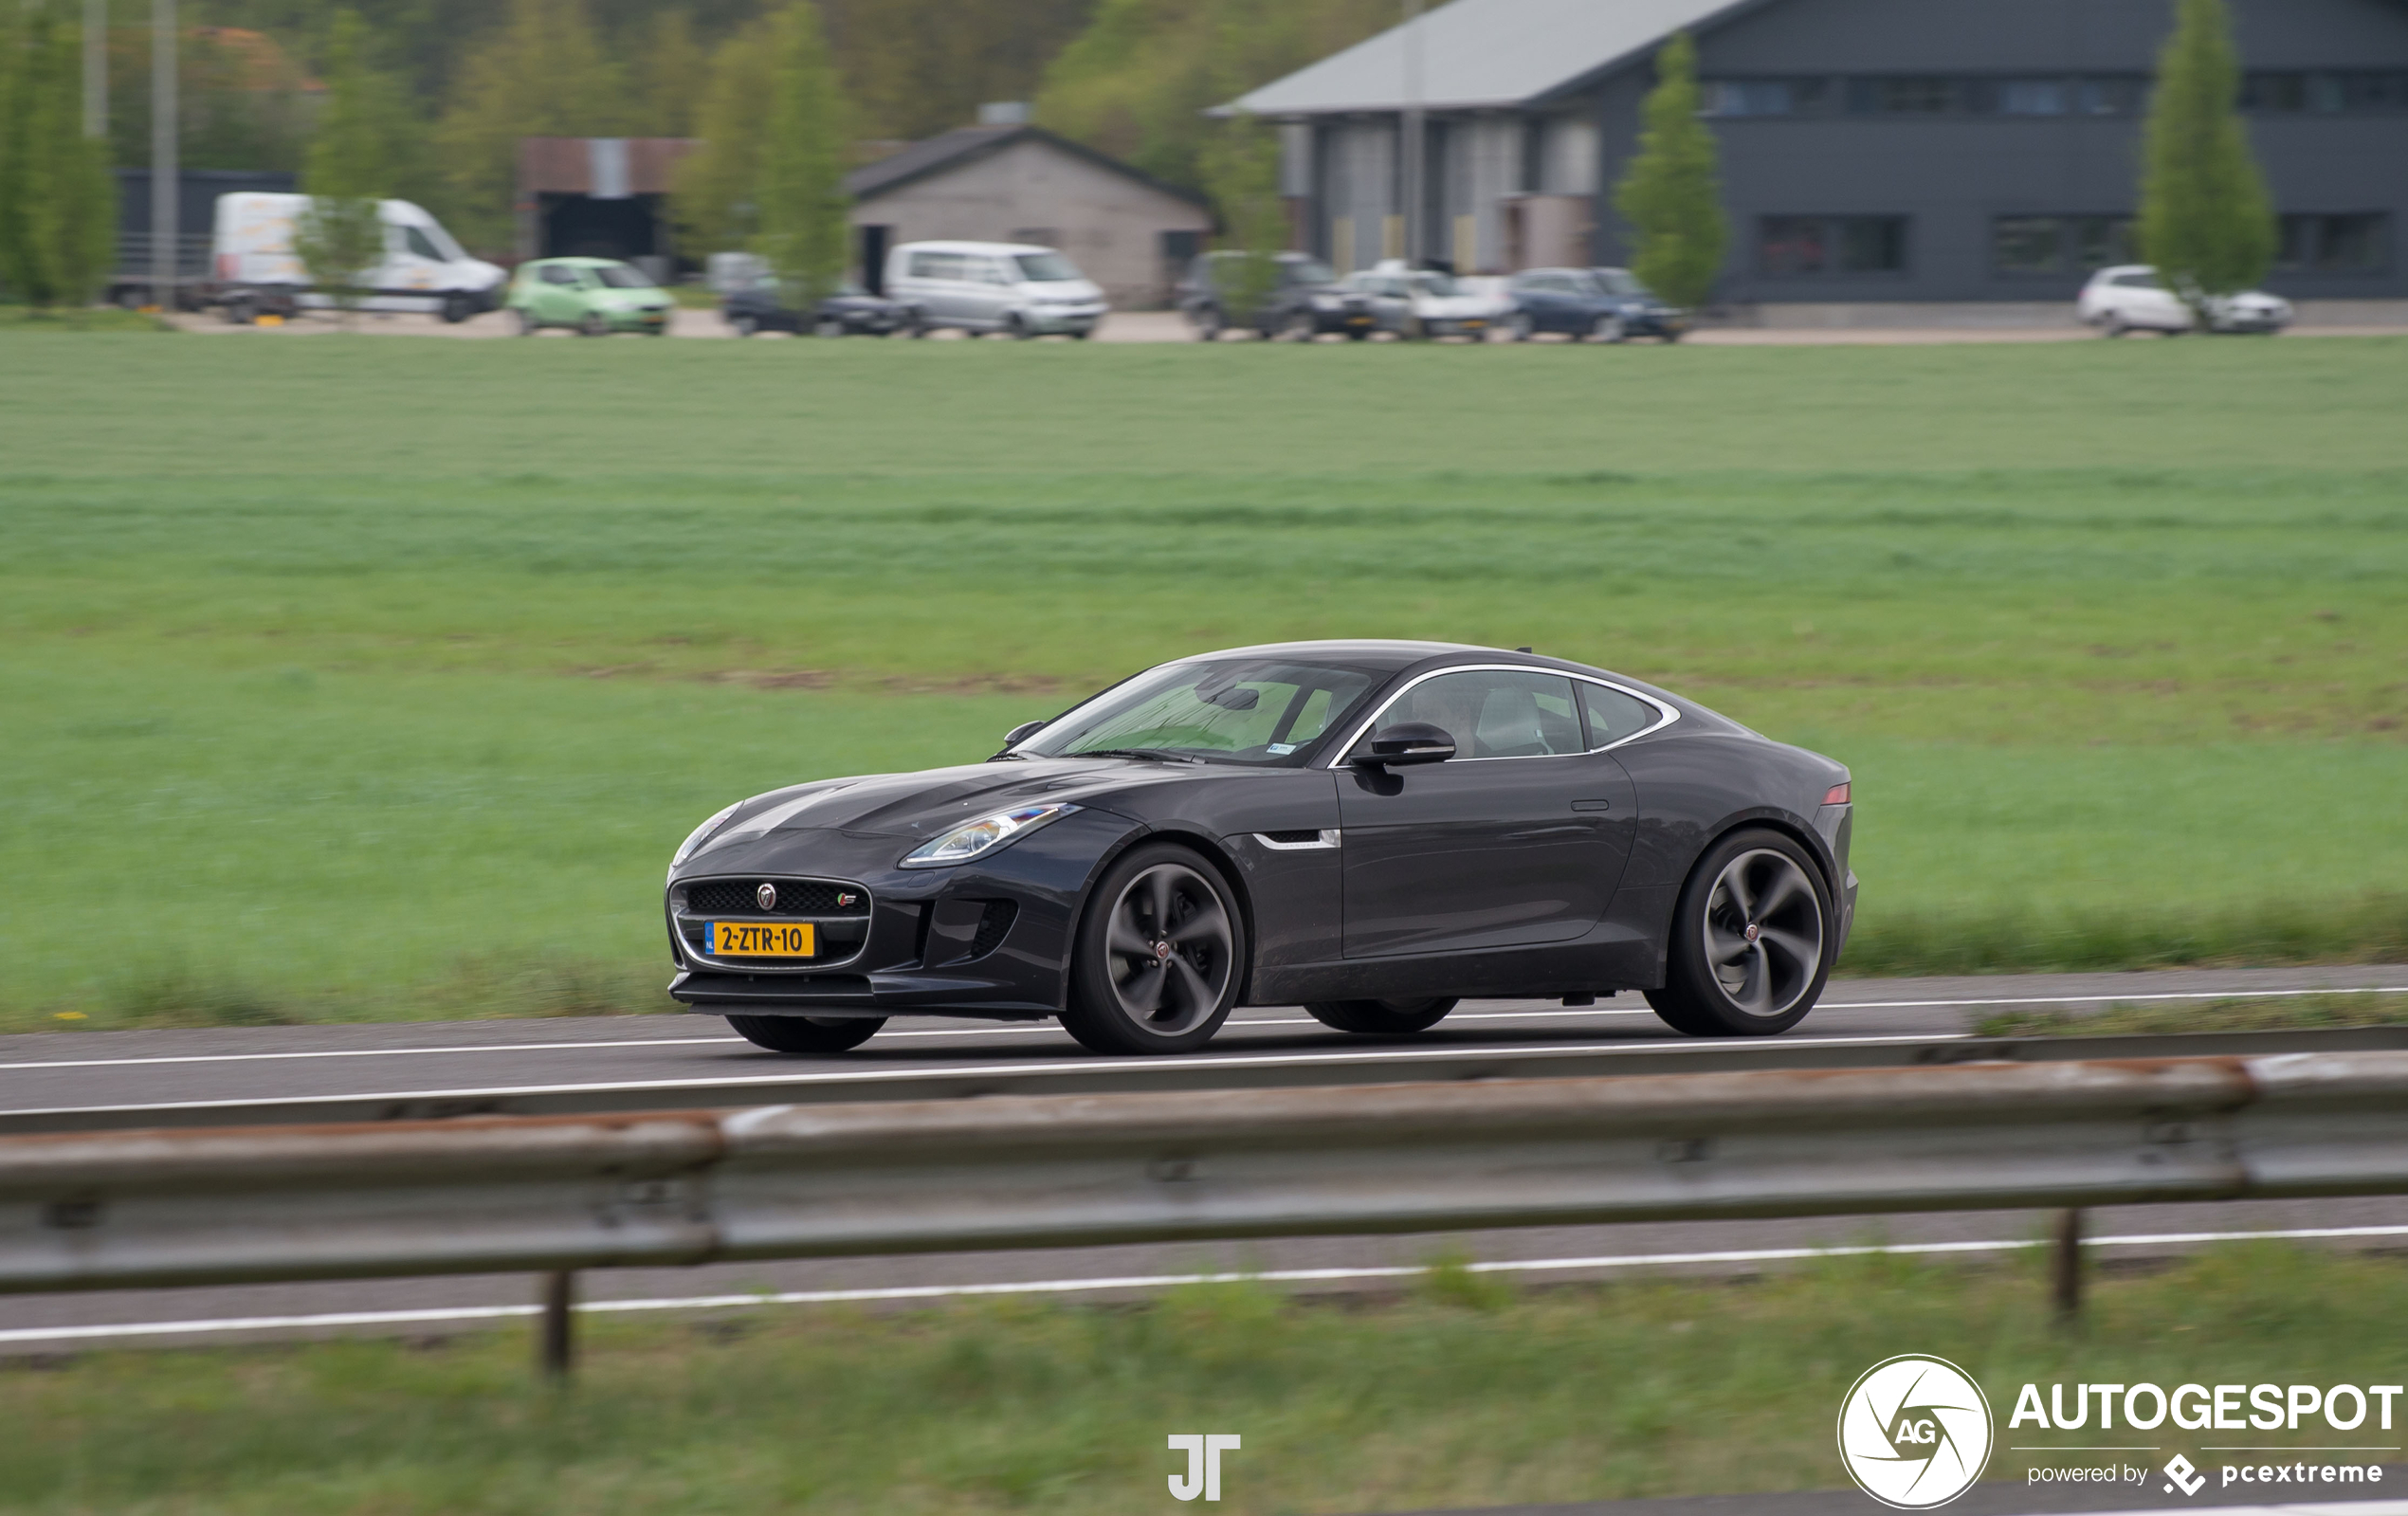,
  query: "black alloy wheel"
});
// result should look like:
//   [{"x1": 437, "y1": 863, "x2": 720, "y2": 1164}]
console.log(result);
[
  {"x1": 726, "y1": 1014, "x2": 887, "y2": 1053},
  {"x1": 1062, "y1": 844, "x2": 1246, "y2": 1055},
  {"x1": 1646, "y1": 829, "x2": 1832, "y2": 1037},
  {"x1": 1304, "y1": 997, "x2": 1459, "y2": 1035}
]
